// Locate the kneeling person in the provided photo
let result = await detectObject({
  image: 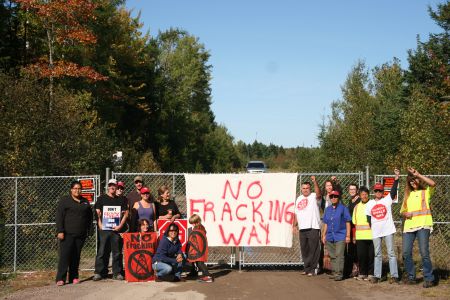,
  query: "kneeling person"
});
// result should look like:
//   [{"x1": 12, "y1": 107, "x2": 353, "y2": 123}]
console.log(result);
[{"x1": 152, "y1": 223, "x2": 184, "y2": 282}]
